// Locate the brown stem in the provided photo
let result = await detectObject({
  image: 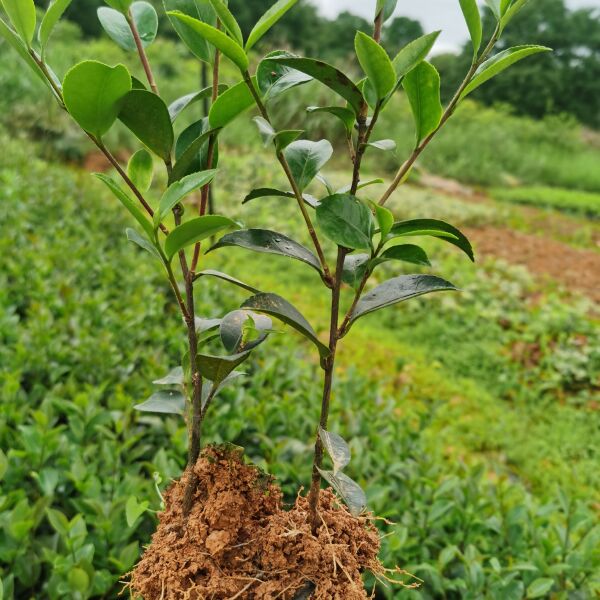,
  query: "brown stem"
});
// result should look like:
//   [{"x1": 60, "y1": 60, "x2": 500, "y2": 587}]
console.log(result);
[
  {"x1": 307, "y1": 248, "x2": 346, "y2": 531},
  {"x1": 378, "y1": 26, "x2": 500, "y2": 206},
  {"x1": 338, "y1": 269, "x2": 370, "y2": 338},
  {"x1": 242, "y1": 71, "x2": 333, "y2": 286},
  {"x1": 126, "y1": 10, "x2": 158, "y2": 94}
]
